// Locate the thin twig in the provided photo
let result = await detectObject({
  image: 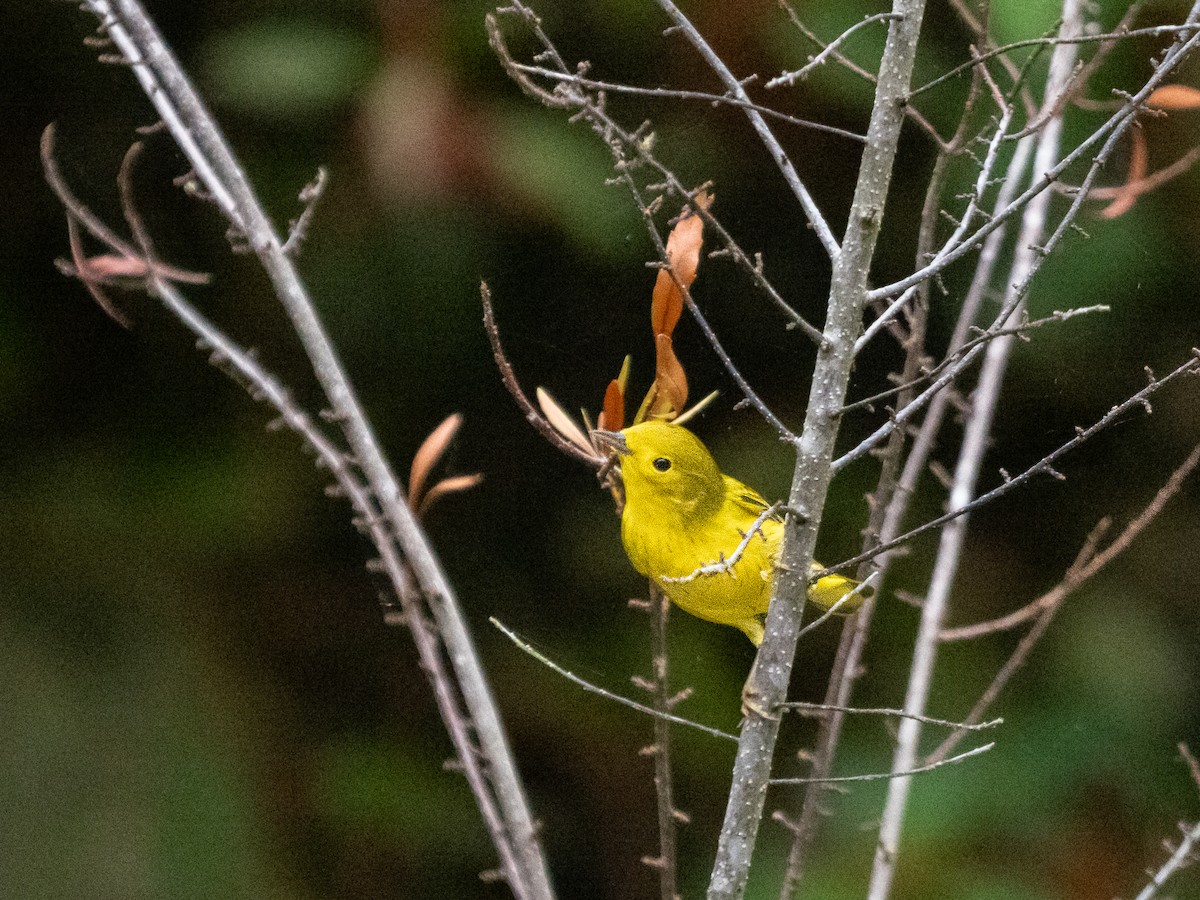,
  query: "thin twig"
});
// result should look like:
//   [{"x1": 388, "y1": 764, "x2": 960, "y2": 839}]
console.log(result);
[
  {"x1": 909, "y1": 23, "x2": 1199, "y2": 100},
  {"x1": 777, "y1": 0, "x2": 946, "y2": 147},
  {"x1": 642, "y1": 585, "x2": 680, "y2": 900},
  {"x1": 480, "y1": 282, "x2": 602, "y2": 468},
  {"x1": 770, "y1": 742, "x2": 993, "y2": 785},
  {"x1": 659, "y1": 503, "x2": 781, "y2": 583},
  {"x1": 768, "y1": 13, "x2": 902, "y2": 88},
  {"x1": 793, "y1": 571, "x2": 879, "y2": 640},
  {"x1": 283, "y1": 165, "x2": 328, "y2": 257},
  {"x1": 1075, "y1": 145, "x2": 1200, "y2": 204},
  {"x1": 1182, "y1": 743, "x2": 1200, "y2": 795},
  {"x1": 491, "y1": 618, "x2": 738, "y2": 743},
  {"x1": 511, "y1": 64, "x2": 867, "y2": 143},
  {"x1": 780, "y1": 702, "x2": 1002, "y2": 731},
  {"x1": 941, "y1": 442, "x2": 1200, "y2": 641},
  {"x1": 1133, "y1": 819, "x2": 1200, "y2": 900},
  {"x1": 946, "y1": 0, "x2": 1036, "y2": 118},
  {"x1": 653, "y1": 0, "x2": 841, "y2": 260}
]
